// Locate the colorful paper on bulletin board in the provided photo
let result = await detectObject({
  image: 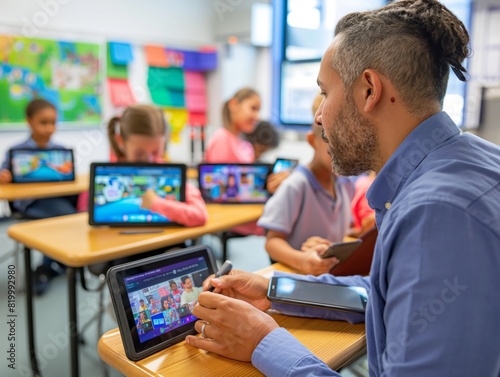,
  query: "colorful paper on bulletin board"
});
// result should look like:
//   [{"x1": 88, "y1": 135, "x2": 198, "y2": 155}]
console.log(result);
[
  {"x1": 107, "y1": 45, "x2": 128, "y2": 79},
  {"x1": 186, "y1": 92, "x2": 206, "y2": 112},
  {"x1": 109, "y1": 42, "x2": 133, "y2": 65},
  {"x1": 108, "y1": 79, "x2": 136, "y2": 107},
  {"x1": 0, "y1": 35, "x2": 102, "y2": 128},
  {"x1": 147, "y1": 67, "x2": 184, "y2": 91},
  {"x1": 150, "y1": 88, "x2": 185, "y2": 108},
  {"x1": 164, "y1": 108, "x2": 188, "y2": 143},
  {"x1": 144, "y1": 45, "x2": 168, "y2": 67},
  {"x1": 188, "y1": 112, "x2": 207, "y2": 126},
  {"x1": 184, "y1": 71, "x2": 206, "y2": 93}
]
